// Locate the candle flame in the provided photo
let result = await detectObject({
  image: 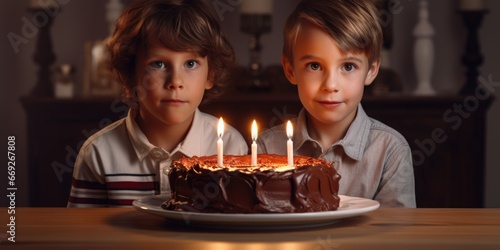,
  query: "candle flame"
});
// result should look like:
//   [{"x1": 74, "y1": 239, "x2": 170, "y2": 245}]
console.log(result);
[
  {"x1": 218, "y1": 117, "x2": 224, "y2": 138},
  {"x1": 286, "y1": 120, "x2": 293, "y2": 139},
  {"x1": 251, "y1": 120, "x2": 258, "y2": 141}
]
